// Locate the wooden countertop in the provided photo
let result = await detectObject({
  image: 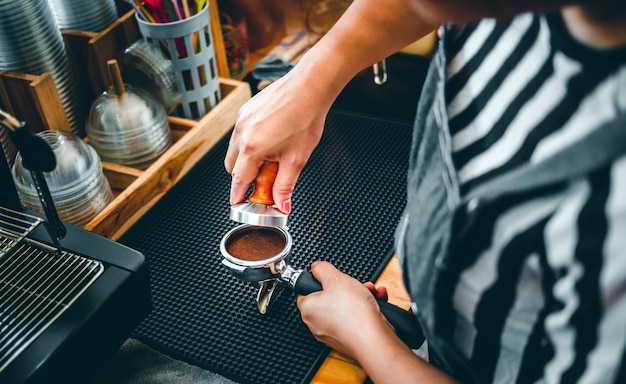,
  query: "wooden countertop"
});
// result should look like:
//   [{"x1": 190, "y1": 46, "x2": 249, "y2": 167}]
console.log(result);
[{"x1": 310, "y1": 256, "x2": 411, "y2": 383}]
